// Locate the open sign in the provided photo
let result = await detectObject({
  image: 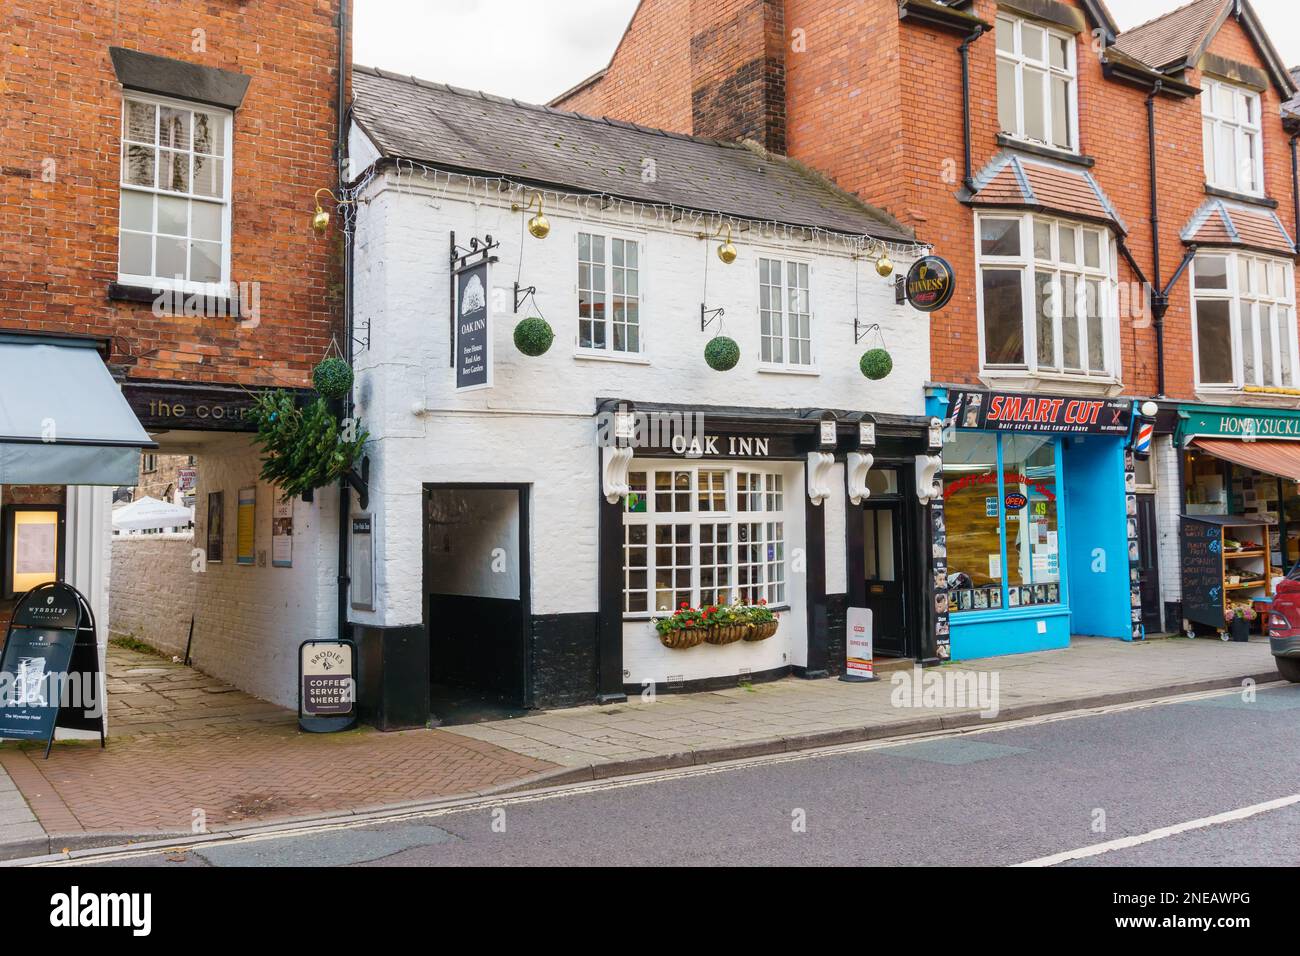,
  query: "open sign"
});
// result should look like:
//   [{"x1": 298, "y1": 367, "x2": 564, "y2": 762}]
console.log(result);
[{"x1": 1004, "y1": 492, "x2": 1028, "y2": 511}]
